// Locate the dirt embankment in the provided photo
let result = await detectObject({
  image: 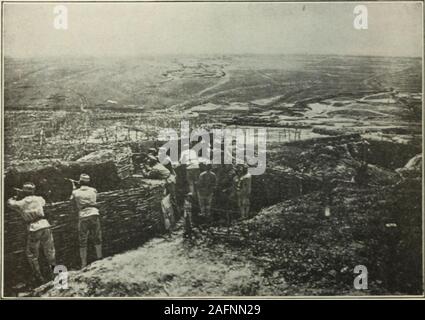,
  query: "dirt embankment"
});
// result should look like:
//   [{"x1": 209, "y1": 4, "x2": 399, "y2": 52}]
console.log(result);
[
  {"x1": 33, "y1": 179, "x2": 421, "y2": 297},
  {"x1": 220, "y1": 178, "x2": 422, "y2": 295},
  {"x1": 31, "y1": 134, "x2": 422, "y2": 297}
]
